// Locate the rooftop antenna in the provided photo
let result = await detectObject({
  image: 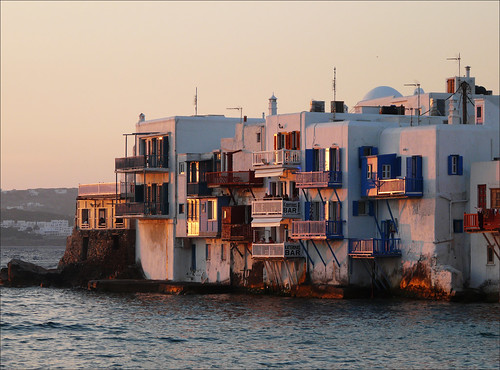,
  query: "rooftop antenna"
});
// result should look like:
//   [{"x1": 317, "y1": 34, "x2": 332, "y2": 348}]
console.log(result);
[
  {"x1": 332, "y1": 66, "x2": 337, "y2": 120},
  {"x1": 194, "y1": 87, "x2": 198, "y2": 115},
  {"x1": 404, "y1": 82, "x2": 421, "y2": 126},
  {"x1": 447, "y1": 53, "x2": 461, "y2": 77}
]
